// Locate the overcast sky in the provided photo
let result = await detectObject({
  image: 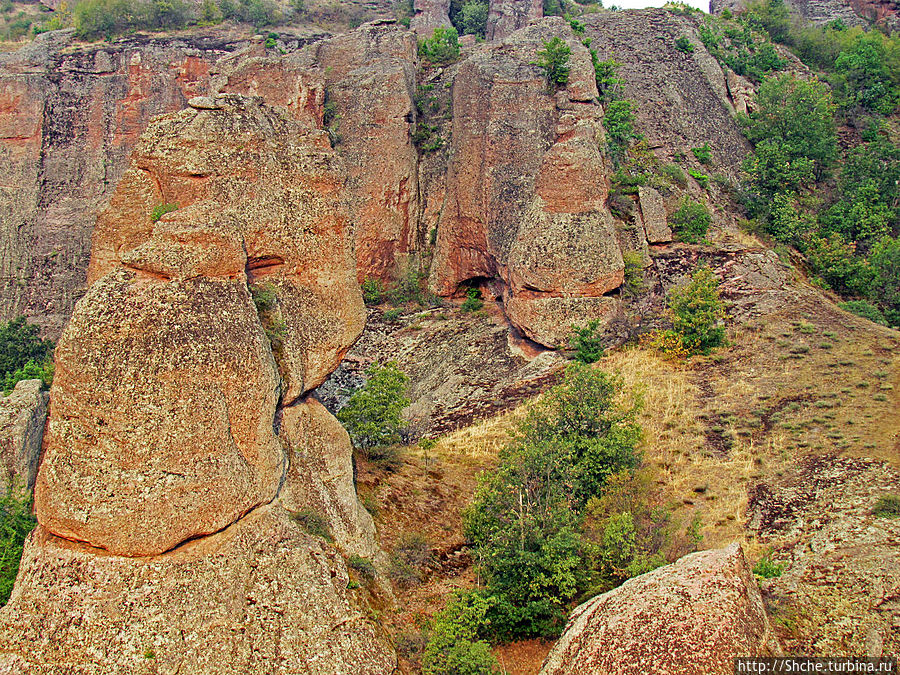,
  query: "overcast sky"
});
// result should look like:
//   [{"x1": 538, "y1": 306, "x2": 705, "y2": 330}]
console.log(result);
[{"x1": 607, "y1": 0, "x2": 709, "y2": 10}]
